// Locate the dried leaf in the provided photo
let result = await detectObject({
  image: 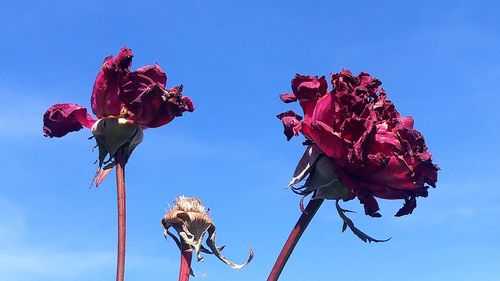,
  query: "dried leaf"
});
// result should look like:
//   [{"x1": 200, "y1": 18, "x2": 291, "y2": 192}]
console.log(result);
[
  {"x1": 205, "y1": 224, "x2": 253, "y2": 269},
  {"x1": 335, "y1": 200, "x2": 390, "y2": 243}
]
